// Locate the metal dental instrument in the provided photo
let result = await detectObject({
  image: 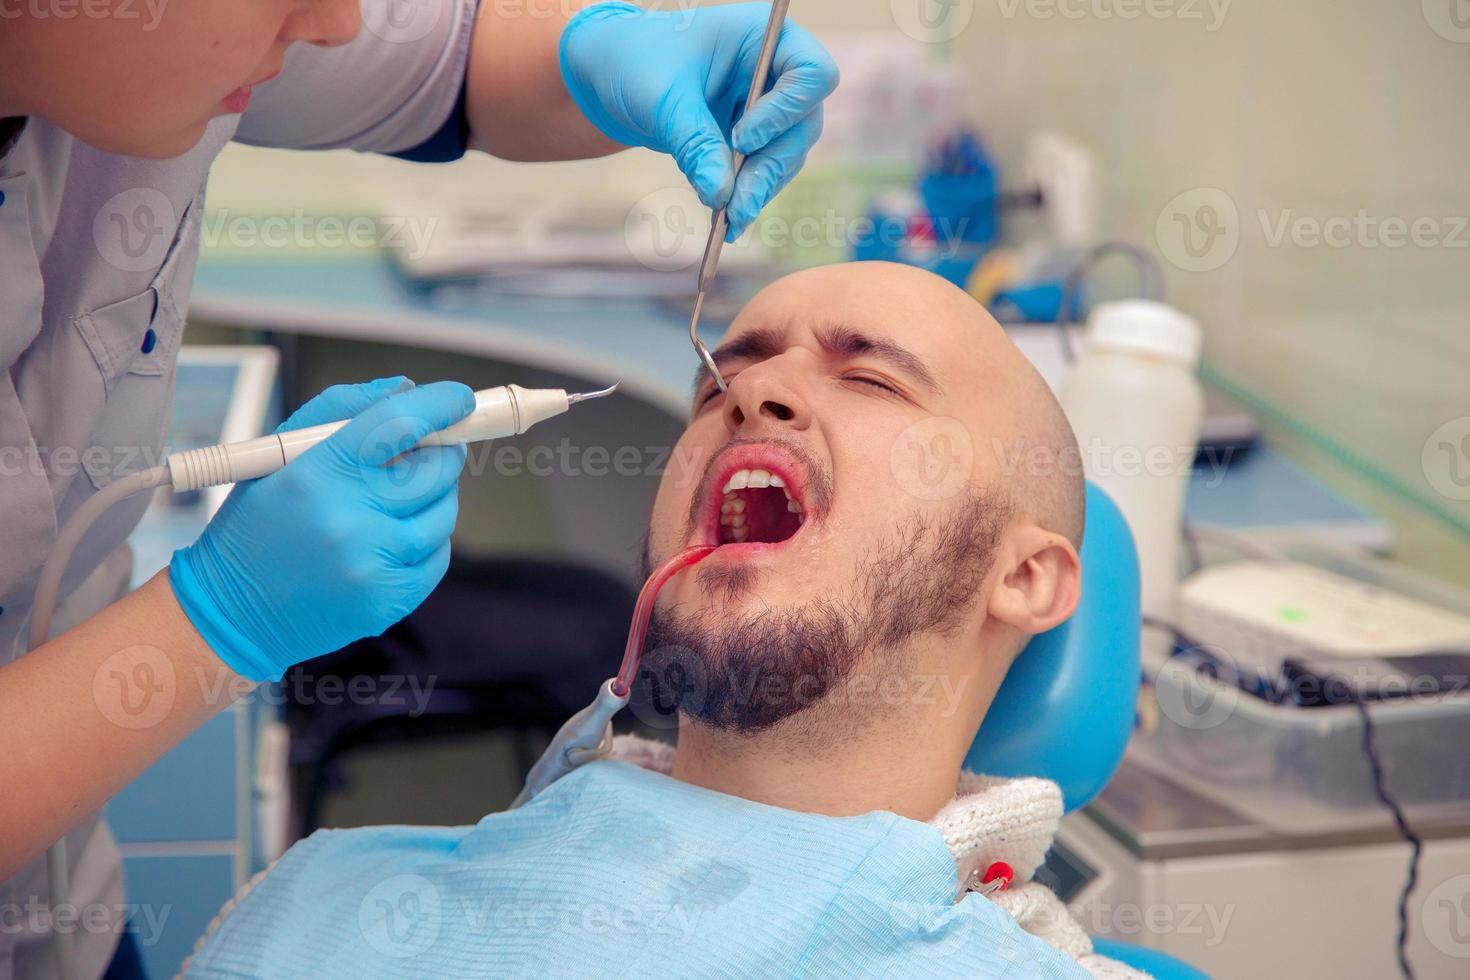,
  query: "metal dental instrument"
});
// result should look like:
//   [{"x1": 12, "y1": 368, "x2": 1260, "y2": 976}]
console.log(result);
[
  {"x1": 689, "y1": 0, "x2": 792, "y2": 392},
  {"x1": 567, "y1": 383, "x2": 619, "y2": 405}
]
